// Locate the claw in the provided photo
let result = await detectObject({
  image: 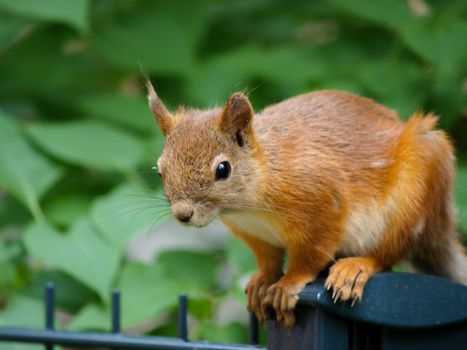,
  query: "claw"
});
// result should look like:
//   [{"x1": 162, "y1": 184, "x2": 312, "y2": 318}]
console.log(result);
[
  {"x1": 325, "y1": 257, "x2": 377, "y2": 307},
  {"x1": 245, "y1": 272, "x2": 282, "y2": 324},
  {"x1": 283, "y1": 312, "x2": 296, "y2": 329},
  {"x1": 276, "y1": 310, "x2": 283, "y2": 322},
  {"x1": 350, "y1": 293, "x2": 361, "y2": 307},
  {"x1": 262, "y1": 279, "x2": 309, "y2": 327},
  {"x1": 331, "y1": 288, "x2": 337, "y2": 300},
  {"x1": 263, "y1": 292, "x2": 273, "y2": 305},
  {"x1": 333, "y1": 293, "x2": 338, "y2": 304}
]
